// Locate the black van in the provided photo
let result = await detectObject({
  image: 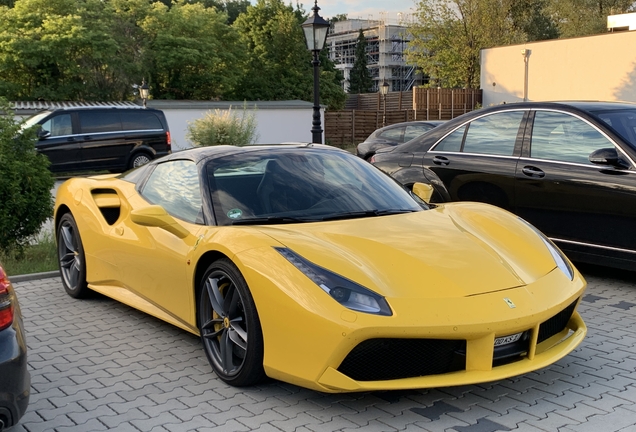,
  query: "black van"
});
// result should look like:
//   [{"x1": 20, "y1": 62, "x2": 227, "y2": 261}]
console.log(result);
[{"x1": 22, "y1": 106, "x2": 171, "y2": 173}]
